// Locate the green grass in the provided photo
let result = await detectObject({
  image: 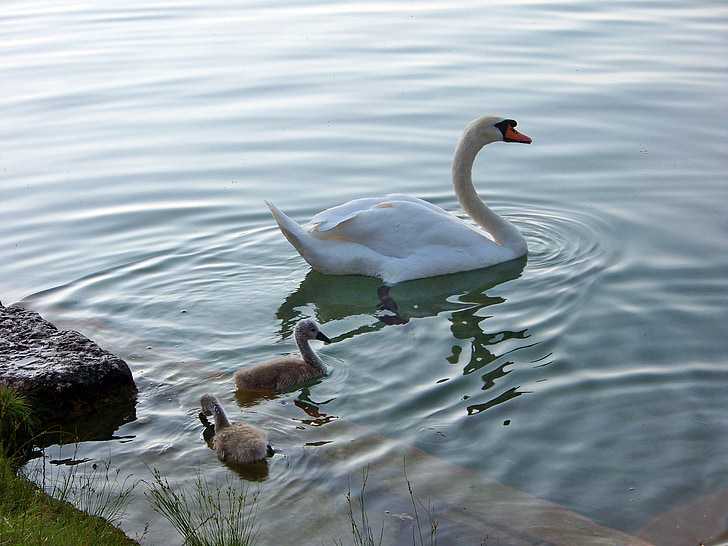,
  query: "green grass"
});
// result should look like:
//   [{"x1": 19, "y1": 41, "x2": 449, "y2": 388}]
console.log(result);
[
  {"x1": 26, "y1": 450, "x2": 138, "y2": 526},
  {"x1": 0, "y1": 385, "x2": 36, "y2": 457},
  {"x1": 145, "y1": 462, "x2": 438, "y2": 546},
  {"x1": 0, "y1": 386, "x2": 138, "y2": 546},
  {"x1": 146, "y1": 468, "x2": 260, "y2": 546},
  {"x1": 337, "y1": 467, "x2": 385, "y2": 546},
  {"x1": 0, "y1": 451, "x2": 138, "y2": 546},
  {"x1": 334, "y1": 462, "x2": 439, "y2": 546}
]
